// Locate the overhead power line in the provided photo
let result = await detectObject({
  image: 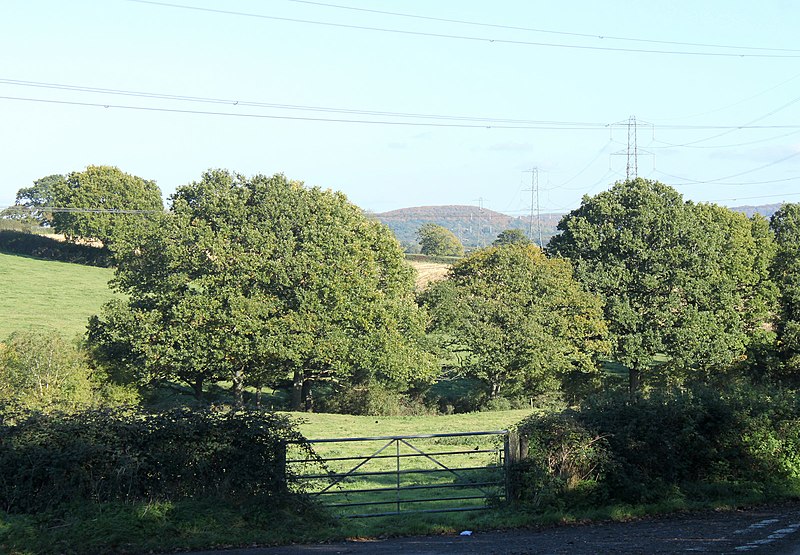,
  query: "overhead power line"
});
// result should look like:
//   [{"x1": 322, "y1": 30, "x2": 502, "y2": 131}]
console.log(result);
[
  {"x1": 124, "y1": 0, "x2": 800, "y2": 58},
  {"x1": 3, "y1": 90, "x2": 800, "y2": 131},
  {"x1": 287, "y1": 0, "x2": 800, "y2": 54},
  {"x1": 656, "y1": 71, "x2": 800, "y2": 122},
  {"x1": 0, "y1": 79, "x2": 605, "y2": 127},
  {"x1": 649, "y1": 129, "x2": 800, "y2": 150},
  {"x1": 3, "y1": 206, "x2": 163, "y2": 214},
  {"x1": 0, "y1": 95, "x2": 614, "y2": 129},
  {"x1": 656, "y1": 170, "x2": 800, "y2": 187},
  {"x1": 653, "y1": 92, "x2": 800, "y2": 148},
  {"x1": 707, "y1": 192, "x2": 800, "y2": 203}
]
